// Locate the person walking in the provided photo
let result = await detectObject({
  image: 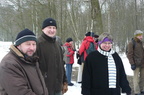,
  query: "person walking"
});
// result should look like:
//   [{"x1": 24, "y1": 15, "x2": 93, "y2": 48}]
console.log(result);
[
  {"x1": 0, "y1": 29, "x2": 48, "y2": 95},
  {"x1": 77, "y1": 32, "x2": 96, "y2": 83},
  {"x1": 82, "y1": 32, "x2": 131, "y2": 95},
  {"x1": 36, "y1": 18, "x2": 68, "y2": 95},
  {"x1": 127, "y1": 30, "x2": 144, "y2": 95},
  {"x1": 63, "y1": 38, "x2": 75, "y2": 86}
]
